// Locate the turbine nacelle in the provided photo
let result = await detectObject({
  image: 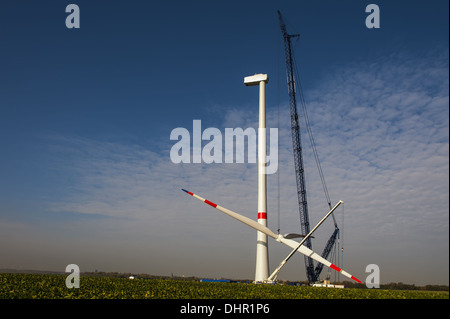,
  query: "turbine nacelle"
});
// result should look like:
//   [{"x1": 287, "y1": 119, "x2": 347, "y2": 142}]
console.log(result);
[{"x1": 282, "y1": 233, "x2": 314, "y2": 240}]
